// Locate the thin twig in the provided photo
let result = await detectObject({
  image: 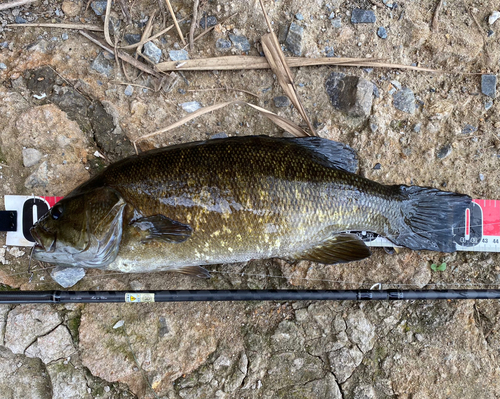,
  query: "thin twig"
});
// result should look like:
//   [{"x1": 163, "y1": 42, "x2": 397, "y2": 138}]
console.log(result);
[
  {"x1": 165, "y1": 0, "x2": 186, "y2": 45},
  {"x1": 103, "y1": 0, "x2": 114, "y2": 47},
  {"x1": 117, "y1": 0, "x2": 131, "y2": 22},
  {"x1": 0, "y1": 0, "x2": 37, "y2": 11},
  {"x1": 182, "y1": 12, "x2": 237, "y2": 50},
  {"x1": 431, "y1": 0, "x2": 444, "y2": 32},
  {"x1": 187, "y1": 86, "x2": 260, "y2": 98},
  {"x1": 469, "y1": 8, "x2": 484, "y2": 37},
  {"x1": 7, "y1": 23, "x2": 103, "y2": 31},
  {"x1": 79, "y1": 30, "x2": 162, "y2": 79},
  {"x1": 189, "y1": 0, "x2": 200, "y2": 51},
  {"x1": 156, "y1": 55, "x2": 439, "y2": 72},
  {"x1": 136, "y1": 10, "x2": 156, "y2": 59},
  {"x1": 120, "y1": 20, "x2": 181, "y2": 50}
]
